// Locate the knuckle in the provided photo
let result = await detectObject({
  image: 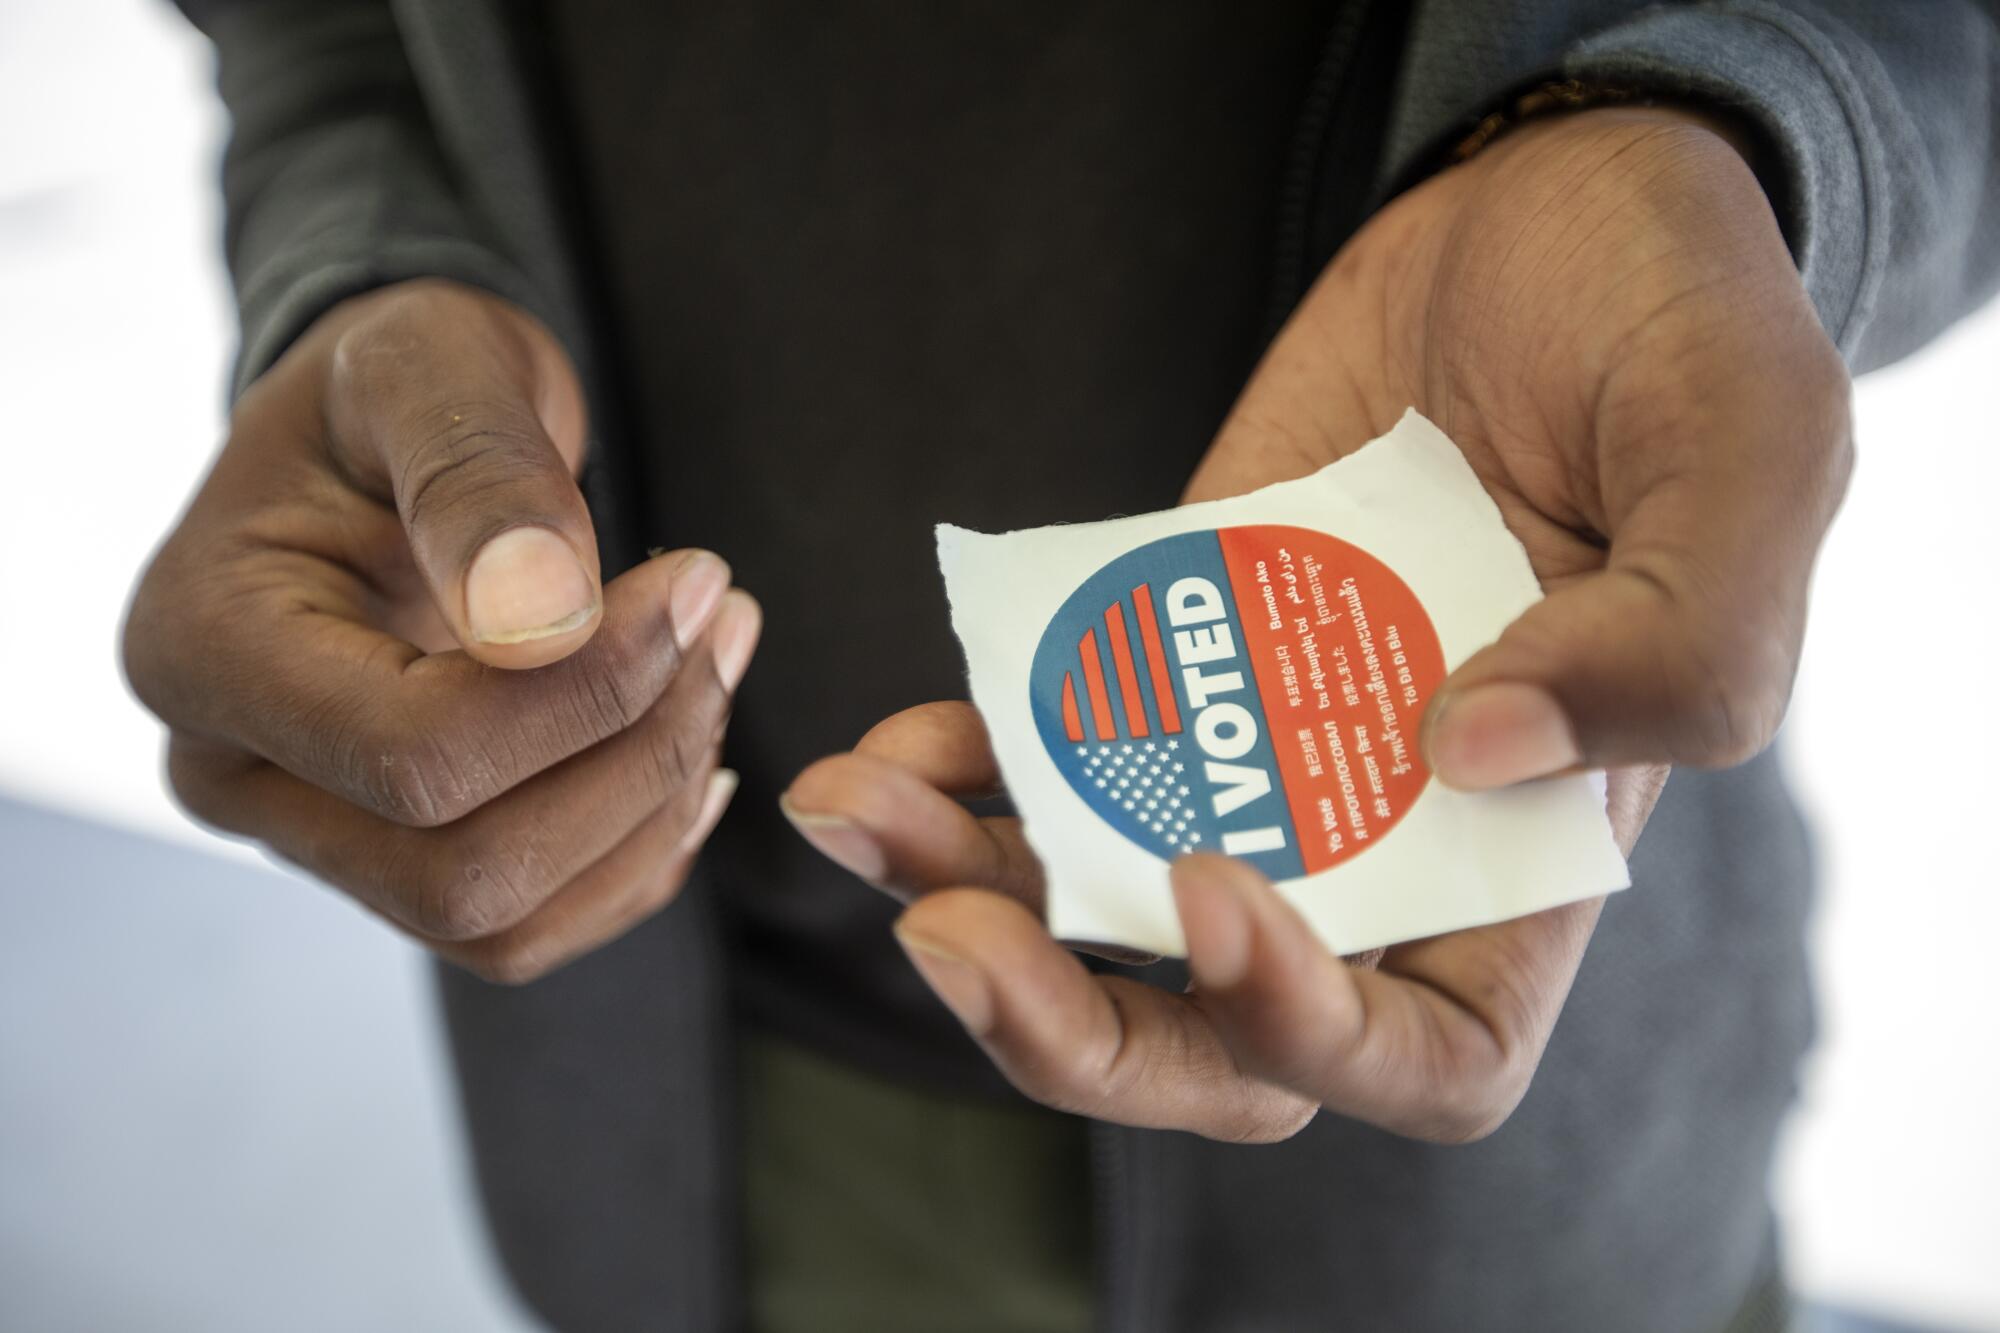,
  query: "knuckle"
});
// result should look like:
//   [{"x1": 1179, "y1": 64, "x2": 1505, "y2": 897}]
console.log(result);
[
  {"x1": 123, "y1": 536, "x2": 230, "y2": 723},
  {"x1": 331, "y1": 283, "x2": 492, "y2": 392},
  {"x1": 121, "y1": 561, "x2": 175, "y2": 713},
  {"x1": 1380, "y1": 1013, "x2": 1537, "y2": 1145},
  {"x1": 330, "y1": 301, "x2": 432, "y2": 408},
  {"x1": 1215, "y1": 1097, "x2": 1317, "y2": 1146},
  {"x1": 643, "y1": 722, "x2": 701, "y2": 802},
  {"x1": 1428, "y1": 1079, "x2": 1528, "y2": 1145},
  {"x1": 361, "y1": 735, "x2": 463, "y2": 828},
  {"x1": 1073, "y1": 1047, "x2": 1132, "y2": 1115},
  {"x1": 383, "y1": 809, "x2": 564, "y2": 944},
  {"x1": 369, "y1": 752, "x2": 442, "y2": 826},
  {"x1": 634, "y1": 861, "x2": 693, "y2": 918},
  {"x1": 465, "y1": 937, "x2": 555, "y2": 988},
  {"x1": 1271, "y1": 1099, "x2": 1320, "y2": 1140},
  {"x1": 429, "y1": 825, "x2": 560, "y2": 940},
  {"x1": 624, "y1": 696, "x2": 726, "y2": 811},
  {"x1": 1667, "y1": 643, "x2": 1789, "y2": 769},
  {"x1": 395, "y1": 400, "x2": 554, "y2": 531},
  {"x1": 596, "y1": 733, "x2": 676, "y2": 819},
  {"x1": 999, "y1": 1029, "x2": 1123, "y2": 1120},
  {"x1": 1628, "y1": 557, "x2": 1794, "y2": 768},
  {"x1": 565, "y1": 655, "x2": 655, "y2": 742},
  {"x1": 1427, "y1": 1108, "x2": 1503, "y2": 1146},
  {"x1": 1022, "y1": 1065, "x2": 1101, "y2": 1121},
  {"x1": 1702, "y1": 684, "x2": 1787, "y2": 769},
  {"x1": 339, "y1": 707, "x2": 487, "y2": 828},
  {"x1": 1417, "y1": 1043, "x2": 1534, "y2": 1145},
  {"x1": 163, "y1": 739, "x2": 232, "y2": 829},
  {"x1": 1078, "y1": 1000, "x2": 1151, "y2": 1109},
  {"x1": 1071, "y1": 988, "x2": 1196, "y2": 1119},
  {"x1": 413, "y1": 858, "x2": 505, "y2": 942},
  {"x1": 1796, "y1": 333, "x2": 1853, "y2": 432}
]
